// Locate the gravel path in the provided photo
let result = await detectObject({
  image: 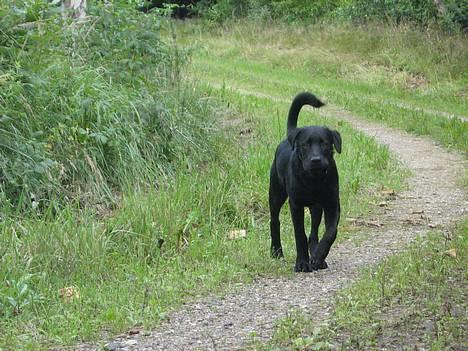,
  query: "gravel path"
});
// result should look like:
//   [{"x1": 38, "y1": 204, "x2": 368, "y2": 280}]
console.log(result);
[{"x1": 74, "y1": 88, "x2": 466, "y2": 351}]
